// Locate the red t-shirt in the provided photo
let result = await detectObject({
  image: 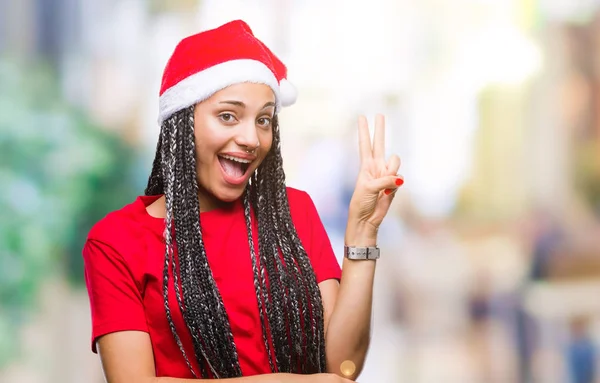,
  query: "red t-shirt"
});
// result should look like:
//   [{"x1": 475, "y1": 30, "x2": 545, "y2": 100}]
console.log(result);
[{"x1": 83, "y1": 187, "x2": 341, "y2": 378}]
